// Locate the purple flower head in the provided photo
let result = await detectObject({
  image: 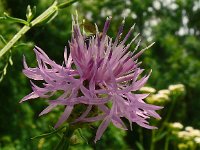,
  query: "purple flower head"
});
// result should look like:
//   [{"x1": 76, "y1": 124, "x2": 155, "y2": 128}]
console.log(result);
[{"x1": 21, "y1": 15, "x2": 162, "y2": 142}]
